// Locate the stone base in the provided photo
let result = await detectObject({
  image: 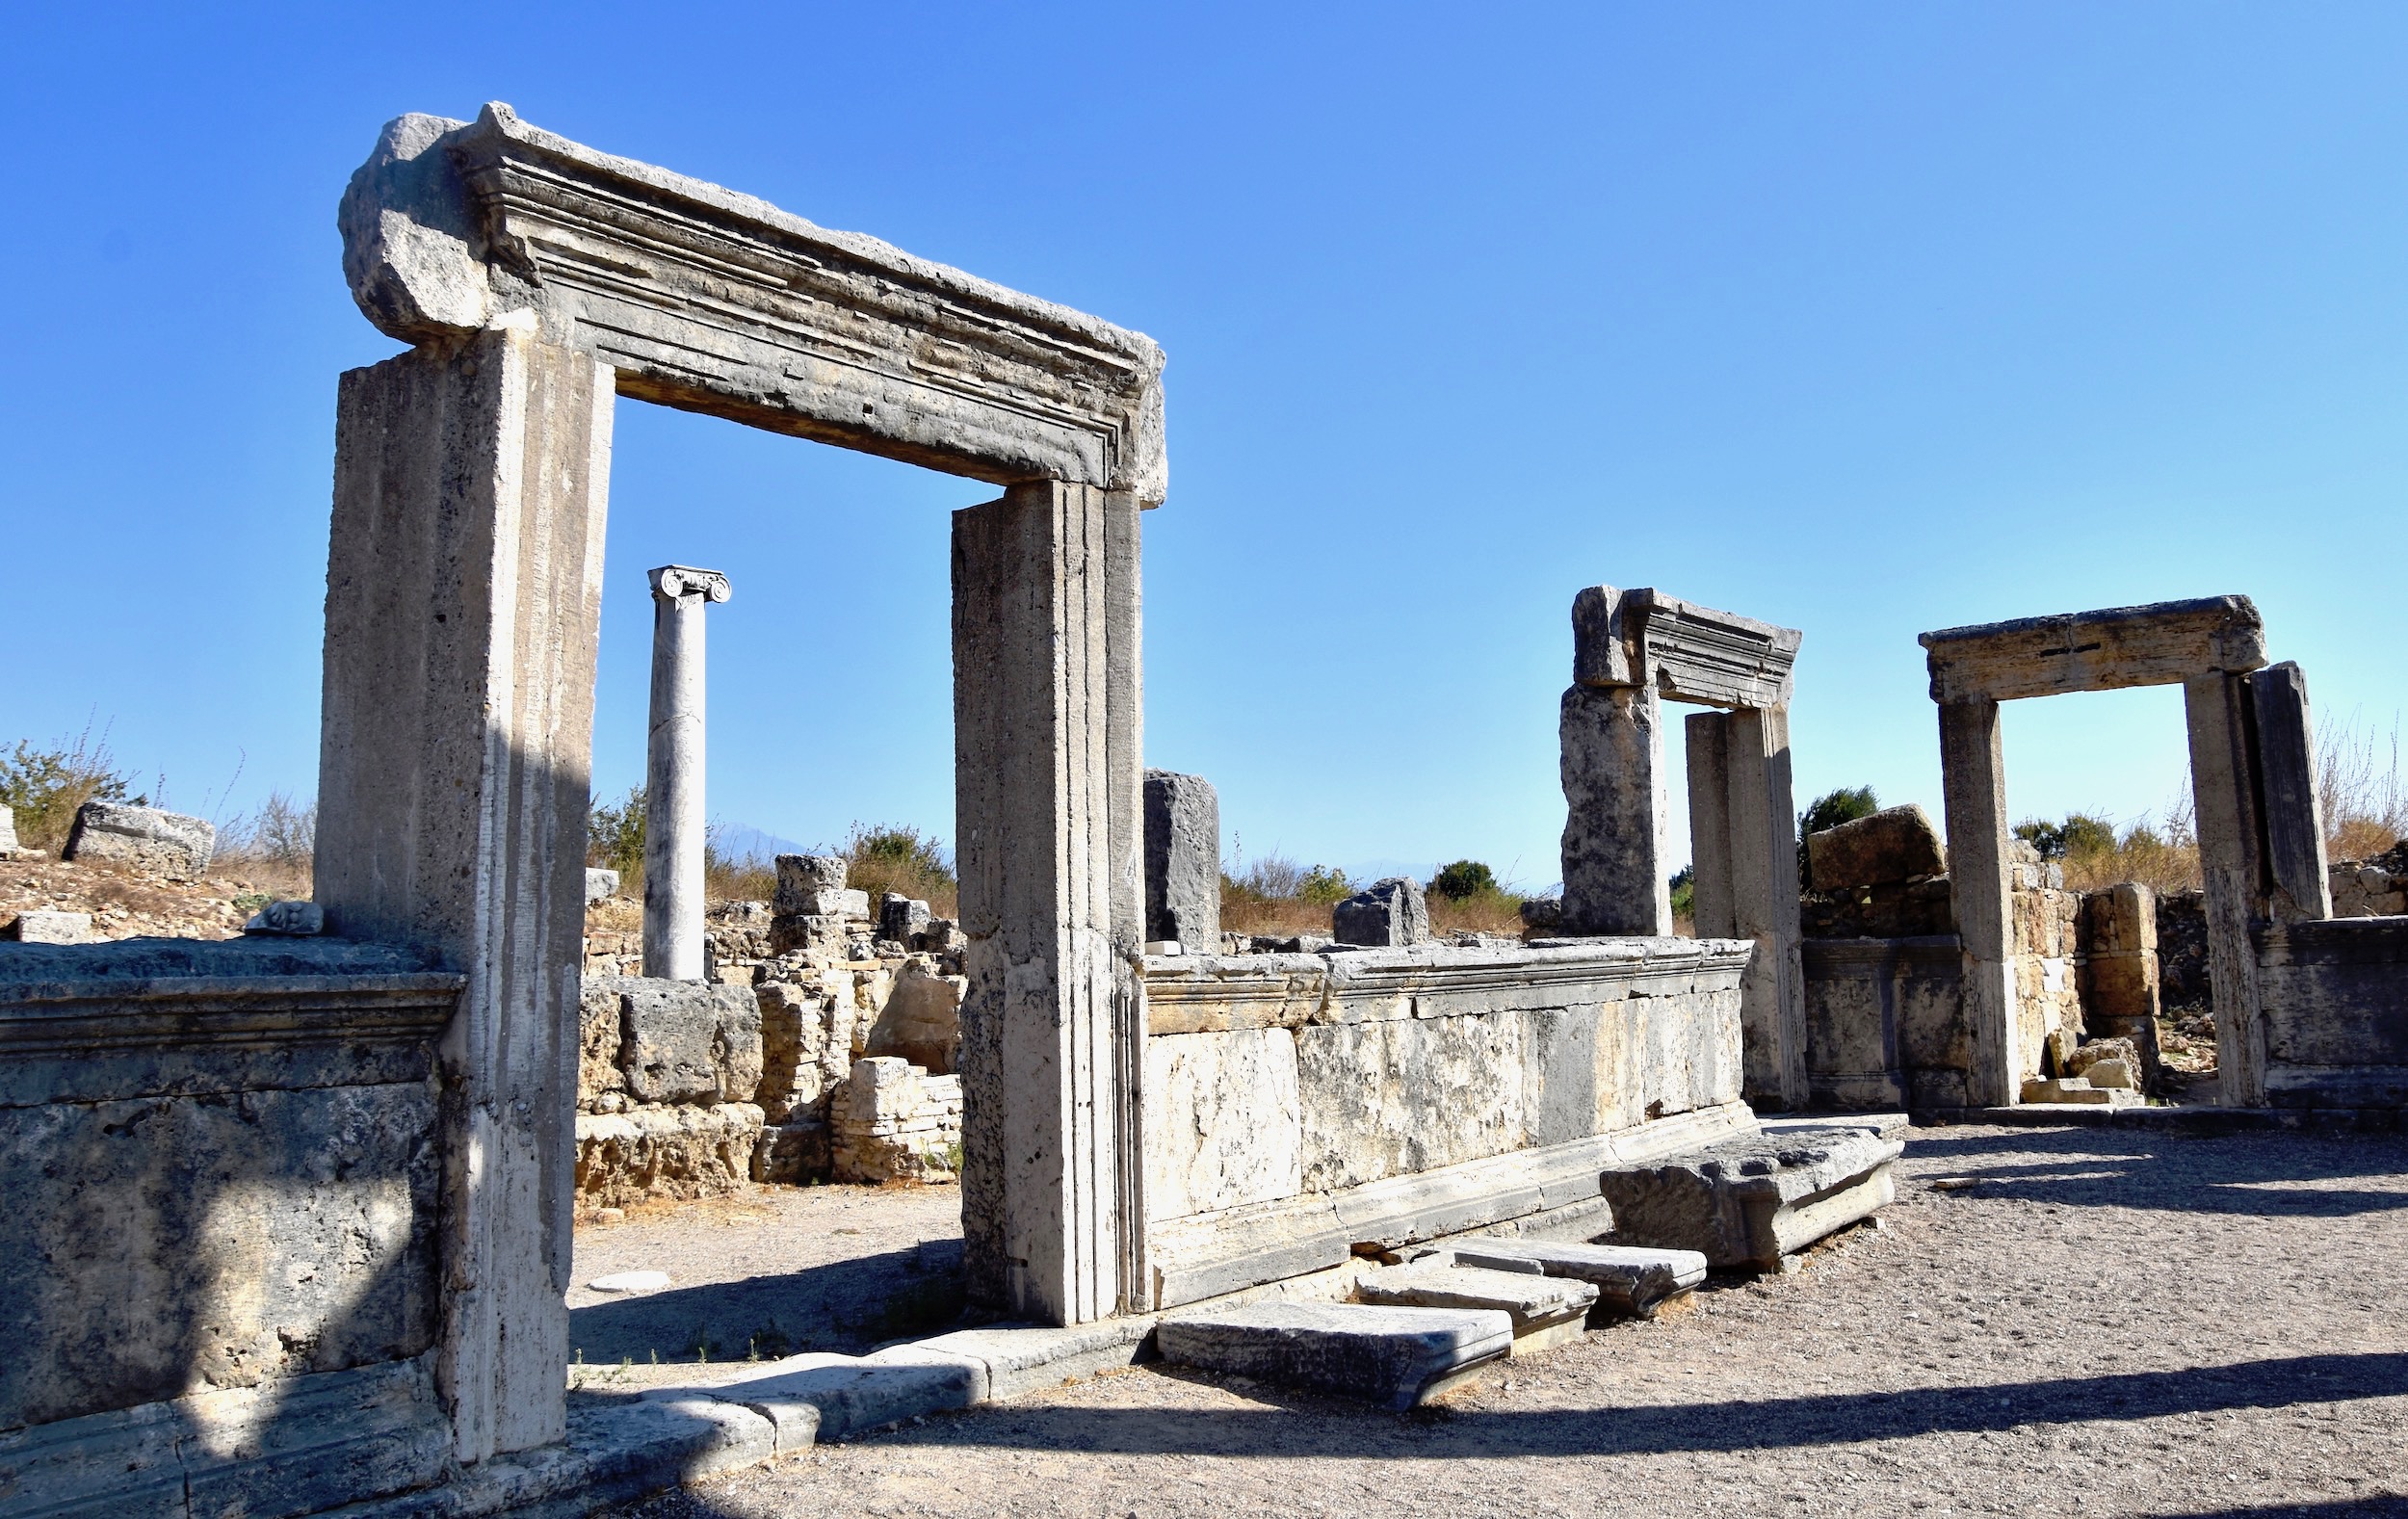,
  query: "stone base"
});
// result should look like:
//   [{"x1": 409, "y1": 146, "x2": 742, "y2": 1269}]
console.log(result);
[
  {"x1": 1597, "y1": 1124, "x2": 1902, "y2": 1271},
  {"x1": 1157, "y1": 1302, "x2": 1511, "y2": 1410},
  {"x1": 573, "y1": 1104, "x2": 765, "y2": 1207},
  {"x1": 1445, "y1": 1240, "x2": 1709, "y2": 1318},
  {"x1": 1352, "y1": 1262, "x2": 1597, "y2": 1357}
]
